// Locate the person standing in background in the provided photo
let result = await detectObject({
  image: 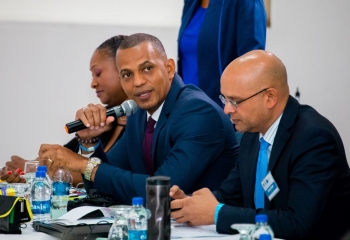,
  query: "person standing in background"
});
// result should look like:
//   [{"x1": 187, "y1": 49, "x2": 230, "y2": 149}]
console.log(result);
[{"x1": 178, "y1": 0, "x2": 266, "y2": 106}]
